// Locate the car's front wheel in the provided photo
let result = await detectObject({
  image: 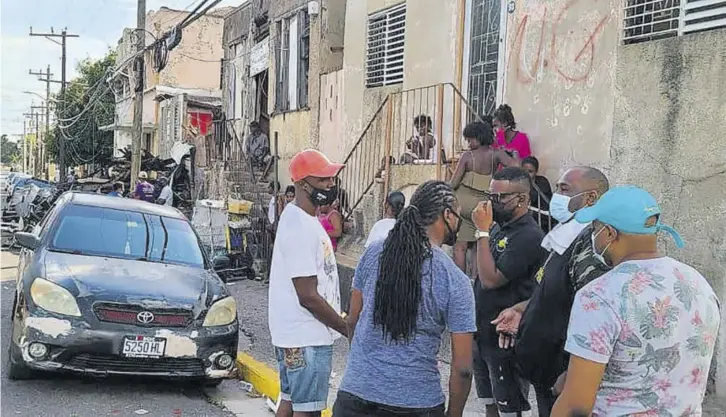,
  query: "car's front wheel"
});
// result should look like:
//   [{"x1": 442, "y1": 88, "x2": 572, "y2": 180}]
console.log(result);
[{"x1": 6, "y1": 343, "x2": 33, "y2": 380}]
